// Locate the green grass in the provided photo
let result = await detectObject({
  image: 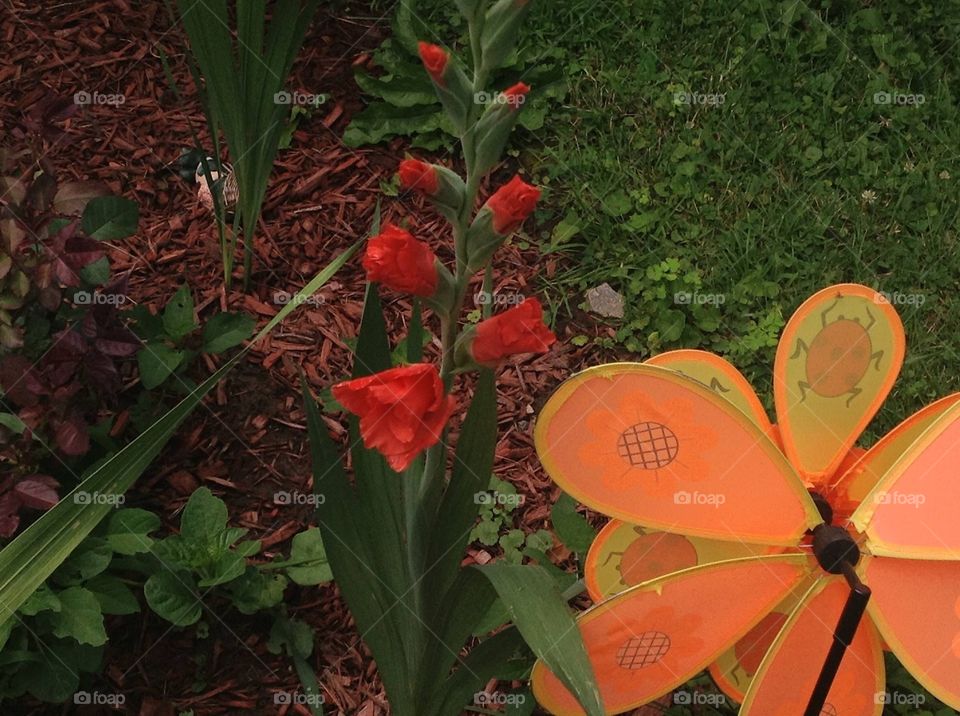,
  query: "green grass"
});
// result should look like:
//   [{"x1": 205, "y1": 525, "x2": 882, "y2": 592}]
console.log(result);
[{"x1": 519, "y1": 0, "x2": 960, "y2": 442}]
